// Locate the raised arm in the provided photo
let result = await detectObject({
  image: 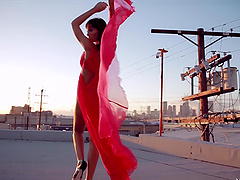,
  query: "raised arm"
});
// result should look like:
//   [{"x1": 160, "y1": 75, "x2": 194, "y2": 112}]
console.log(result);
[
  {"x1": 71, "y1": 2, "x2": 108, "y2": 51},
  {"x1": 109, "y1": 0, "x2": 115, "y2": 18}
]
